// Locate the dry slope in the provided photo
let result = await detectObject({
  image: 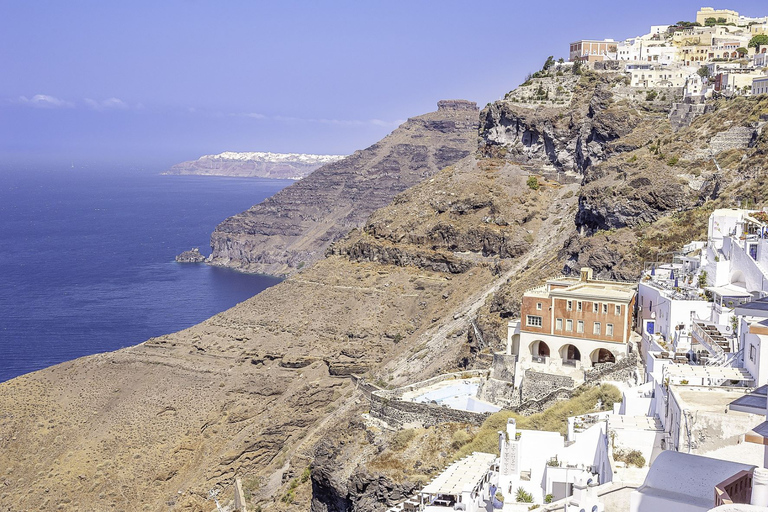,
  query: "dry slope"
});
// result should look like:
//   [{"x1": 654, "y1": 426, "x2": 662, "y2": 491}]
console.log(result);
[{"x1": 208, "y1": 100, "x2": 480, "y2": 277}]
